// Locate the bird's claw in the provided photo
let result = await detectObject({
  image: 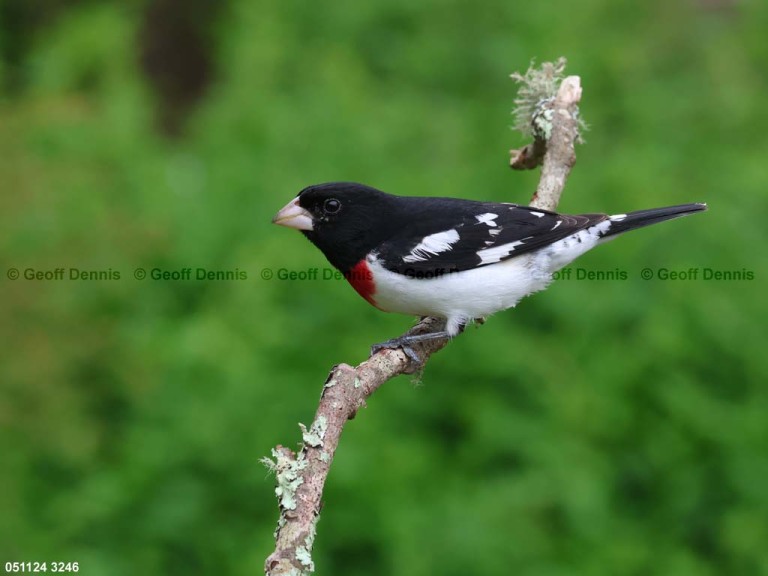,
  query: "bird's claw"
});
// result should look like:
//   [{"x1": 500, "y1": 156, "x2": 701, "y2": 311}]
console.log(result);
[{"x1": 370, "y1": 338, "x2": 424, "y2": 367}]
